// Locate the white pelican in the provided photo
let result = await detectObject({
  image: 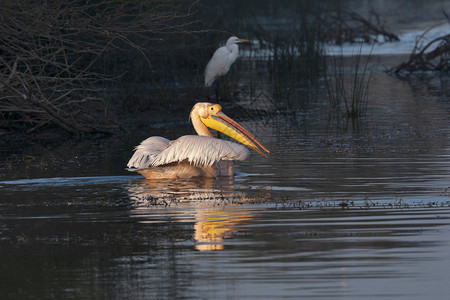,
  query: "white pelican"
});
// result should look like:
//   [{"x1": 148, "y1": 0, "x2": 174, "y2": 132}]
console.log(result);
[
  {"x1": 127, "y1": 102, "x2": 270, "y2": 179},
  {"x1": 205, "y1": 36, "x2": 250, "y2": 87}
]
